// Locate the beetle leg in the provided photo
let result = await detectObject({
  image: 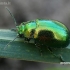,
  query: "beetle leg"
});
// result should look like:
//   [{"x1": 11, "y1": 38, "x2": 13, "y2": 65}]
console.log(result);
[
  {"x1": 35, "y1": 41, "x2": 43, "y2": 56},
  {"x1": 47, "y1": 47, "x2": 65, "y2": 62},
  {"x1": 35, "y1": 45, "x2": 43, "y2": 56}
]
